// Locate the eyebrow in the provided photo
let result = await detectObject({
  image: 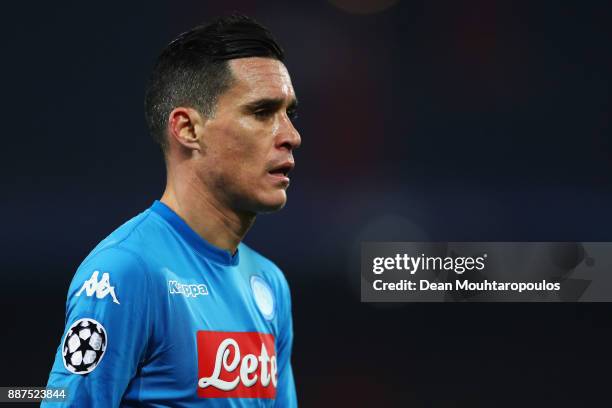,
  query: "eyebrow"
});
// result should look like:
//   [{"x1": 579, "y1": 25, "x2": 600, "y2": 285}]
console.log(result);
[{"x1": 243, "y1": 97, "x2": 298, "y2": 112}]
